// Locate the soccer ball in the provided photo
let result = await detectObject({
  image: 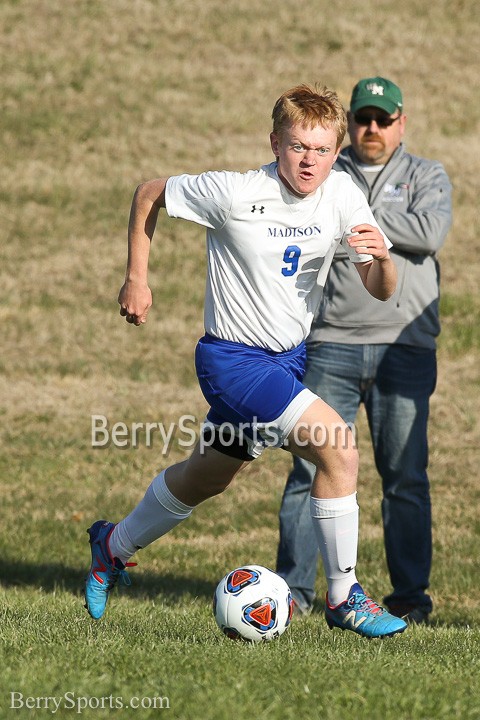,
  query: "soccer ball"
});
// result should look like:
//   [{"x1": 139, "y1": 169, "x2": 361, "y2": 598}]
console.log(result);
[{"x1": 213, "y1": 565, "x2": 294, "y2": 642}]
